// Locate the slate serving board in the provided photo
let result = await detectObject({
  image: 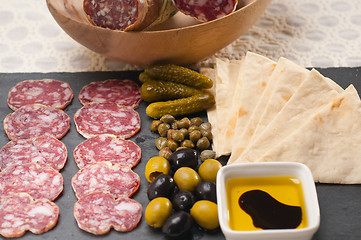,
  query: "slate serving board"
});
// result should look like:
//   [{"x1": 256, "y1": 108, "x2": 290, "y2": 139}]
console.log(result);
[{"x1": 0, "y1": 67, "x2": 360, "y2": 240}]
